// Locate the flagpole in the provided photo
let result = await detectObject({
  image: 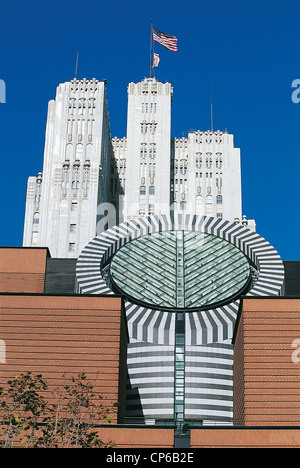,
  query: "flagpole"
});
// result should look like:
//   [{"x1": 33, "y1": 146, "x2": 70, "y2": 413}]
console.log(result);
[
  {"x1": 211, "y1": 82, "x2": 214, "y2": 132},
  {"x1": 149, "y1": 19, "x2": 153, "y2": 78},
  {"x1": 75, "y1": 52, "x2": 79, "y2": 78}
]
